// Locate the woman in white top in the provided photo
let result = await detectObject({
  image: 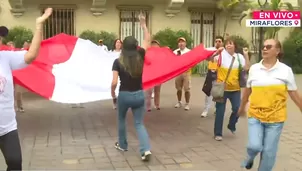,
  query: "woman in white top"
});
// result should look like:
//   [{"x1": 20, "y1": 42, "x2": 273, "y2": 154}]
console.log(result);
[
  {"x1": 0, "y1": 8, "x2": 52, "y2": 171},
  {"x1": 111, "y1": 39, "x2": 123, "y2": 109},
  {"x1": 112, "y1": 39, "x2": 122, "y2": 52}
]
